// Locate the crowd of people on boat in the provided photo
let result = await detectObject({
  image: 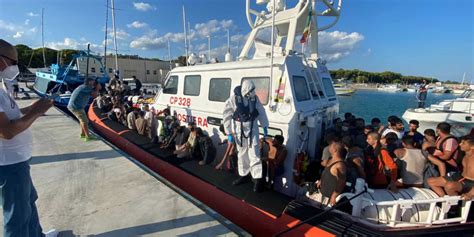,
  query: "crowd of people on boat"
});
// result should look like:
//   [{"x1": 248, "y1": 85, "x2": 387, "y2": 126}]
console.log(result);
[
  {"x1": 313, "y1": 112, "x2": 474, "y2": 206},
  {"x1": 92, "y1": 79, "x2": 288, "y2": 192},
  {"x1": 90, "y1": 78, "x2": 474, "y2": 202}
]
